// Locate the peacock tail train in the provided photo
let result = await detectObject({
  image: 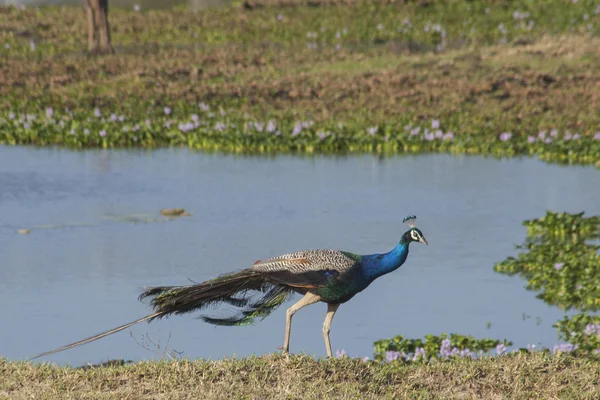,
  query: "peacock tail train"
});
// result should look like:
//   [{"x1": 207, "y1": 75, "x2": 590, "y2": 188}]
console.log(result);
[
  {"x1": 139, "y1": 268, "x2": 296, "y2": 326},
  {"x1": 30, "y1": 269, "x2": 296, "y2": 360}
]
